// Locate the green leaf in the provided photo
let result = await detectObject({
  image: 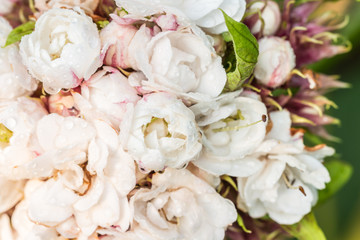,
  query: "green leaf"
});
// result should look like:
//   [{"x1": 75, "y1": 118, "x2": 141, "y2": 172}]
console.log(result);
[
  {"x1": 222, "y1": 10, "x2": 259, "y2": 91},
  {"x1": 317, "y1": 159, "x2": 353, "y2": 205},
  {"x1": 237, "y1": 214, "x2": 252, "y2": 234},
  {"x1": 3, "y1": 21, "x2": 35, "y2": 48},
  {"x1": 282, "y1": 213, "x2": 326, "y2": 240}
]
